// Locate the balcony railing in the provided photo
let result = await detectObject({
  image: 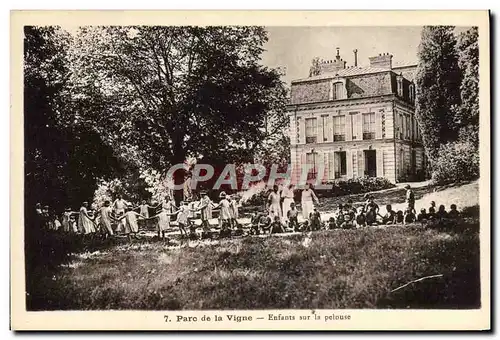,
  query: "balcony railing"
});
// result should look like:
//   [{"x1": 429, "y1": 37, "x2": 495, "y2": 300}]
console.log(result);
[
  {"x1": 307, "y1": 170, "x2": 318, "y2": 180},
  {"x1": 306, "y1": 136, "x2": 317, "y2": 144},
  {"x1": 363, "y1": 132, "x2": 375, "y2": 140}
]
